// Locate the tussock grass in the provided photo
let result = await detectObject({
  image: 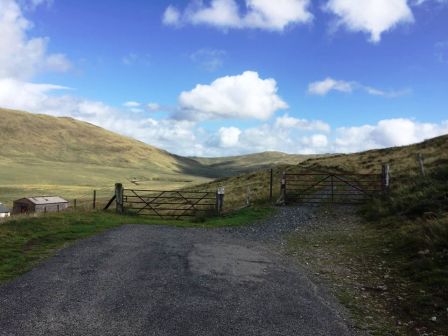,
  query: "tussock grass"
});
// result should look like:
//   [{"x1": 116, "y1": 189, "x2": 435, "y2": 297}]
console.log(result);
[{"x1": 358, "y1": 166, "x2": 448, "y2": 333}]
